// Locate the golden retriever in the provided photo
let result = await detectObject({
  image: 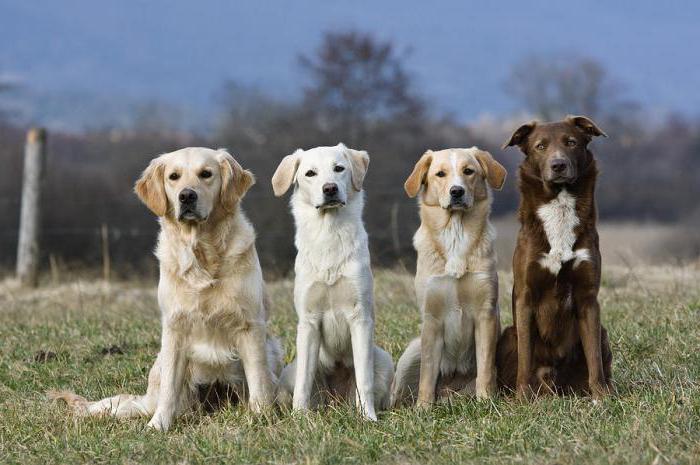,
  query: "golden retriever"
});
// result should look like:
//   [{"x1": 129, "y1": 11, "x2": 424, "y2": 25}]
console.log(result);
[
  {"x1": 391, "y1": 147, "x2": 506, "y2": 407},
  {"x1": 50, "y1": 147, "x2": 283, "y2": 431}
]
